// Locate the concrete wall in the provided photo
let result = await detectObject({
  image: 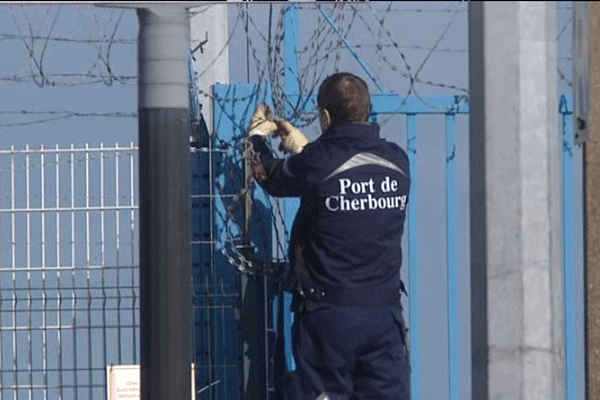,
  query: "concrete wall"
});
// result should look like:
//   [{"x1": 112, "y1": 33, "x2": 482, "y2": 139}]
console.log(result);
[
  {"x1": 469, "y1": 3, "x2": 565, "y2": 399},
  {"x1": 190, "y1": 4, "x2": 229, "y2": 135},
  {"x1": 587, "y1": 2, "x2": 600, "y2": 397}
]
